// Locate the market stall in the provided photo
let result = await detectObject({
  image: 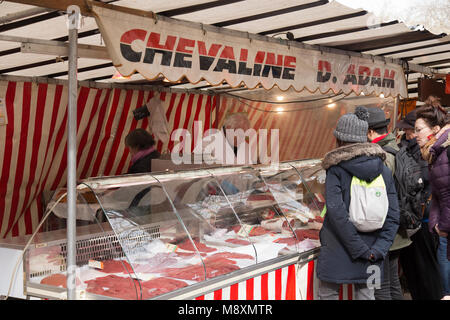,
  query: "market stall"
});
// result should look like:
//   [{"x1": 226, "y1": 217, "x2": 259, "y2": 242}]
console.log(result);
[{"x1": 2, "y1": 0, "x2": 444, "y2": 301}]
